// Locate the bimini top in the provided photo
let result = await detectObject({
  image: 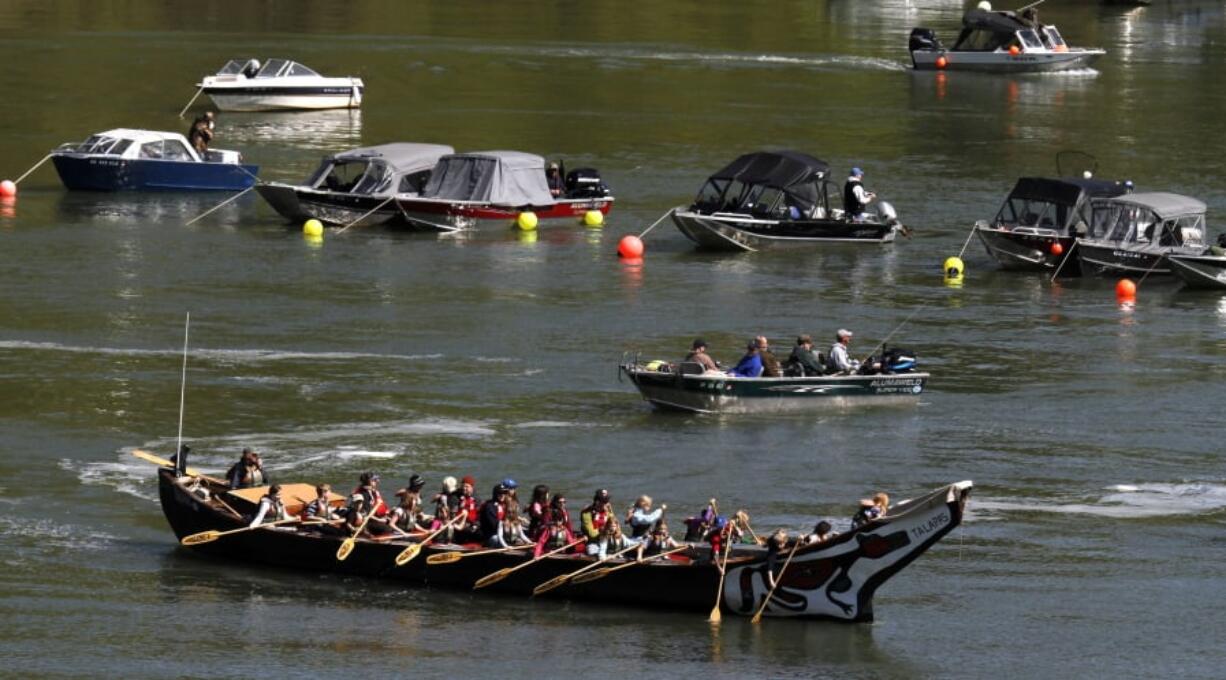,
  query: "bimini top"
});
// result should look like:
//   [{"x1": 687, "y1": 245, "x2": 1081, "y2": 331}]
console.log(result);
[
  {"x1": 420, "y1": 151, "x2": 555, "y2": 206},
  {"x1": 709, "y1": 151, "x2": 830, "y2": 189},
  {"x1": 329, "y1": 143, "x2": 454, "y2": 174},
  {"x1": 1099, "y1": 192, "x2": 1207, "y2": 218},
  {"x1": 1009, "y1": 177, "x2": 1128, "y2": 205}
]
